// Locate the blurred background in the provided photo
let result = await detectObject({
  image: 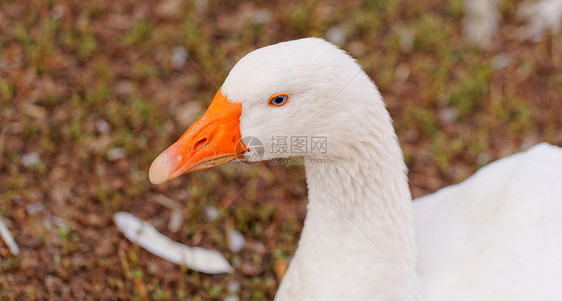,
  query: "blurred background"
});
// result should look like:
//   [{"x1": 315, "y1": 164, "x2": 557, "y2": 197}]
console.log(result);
[{"x1": 0, "y1": 0, "x2": 561, "y2": 299}]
